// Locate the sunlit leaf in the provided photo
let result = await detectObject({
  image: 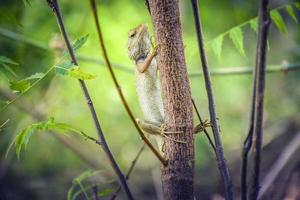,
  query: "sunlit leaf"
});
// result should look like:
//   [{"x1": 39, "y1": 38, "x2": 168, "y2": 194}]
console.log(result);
[
  {"x1": 69, "y1": 67, "x2": 96, "y2": 80},
  {"x1": 270, "y1": 10, "x2": 287, "y2": 34},
  {"x1": 249, "y1": 18, "x2": 258, "y2": 33},
  {"x1": 9, "y1": 80, "x2": 31, "y2": 93},
  {"x1": 211, "y1": 36, "x2": 223, "y2": 60},
  {"x1": 98, "y1": 188, "x2": 113, "y2": 197},
  {"x1": 229, "y1": 27, "x2": 245, "y2": 56},
  {"x1": 286, "y1": 5, "x2": 298, "y2": 23}
]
